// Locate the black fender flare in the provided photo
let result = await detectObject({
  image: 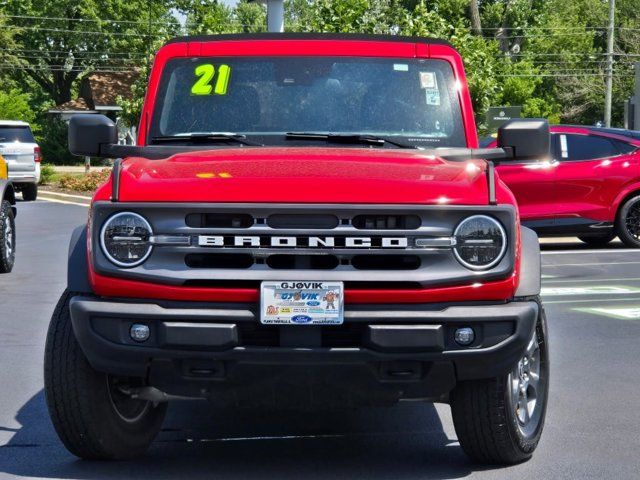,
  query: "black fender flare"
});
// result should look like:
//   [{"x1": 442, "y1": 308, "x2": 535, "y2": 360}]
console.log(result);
[
  {"x1": 0, "y1": 180, "x2": 17, "y2": 217},
  {"x1": 515, "y1": 226, "x2": 541, "y2": 297},
  {"x1": 68, "y1": 225, "x2": 93, "y2": 293}
]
